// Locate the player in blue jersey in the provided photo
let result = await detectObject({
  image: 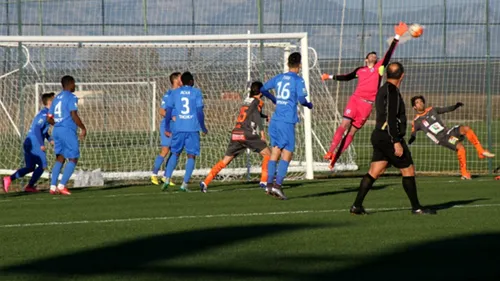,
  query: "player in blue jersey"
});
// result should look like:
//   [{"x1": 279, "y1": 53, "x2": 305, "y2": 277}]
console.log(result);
[
  {"x1": 2, "y1": 93, "x2": 55, "y2": 193},
  {"x1": 162, "y1": 71, "x2": 207, "y2": 192},
  {"x1": 260, "y1": 52, "x2": 313, "y2": 200},
  {"x1": 47, "y1": 75, "x2": 87, "y2": 196},
  {"x1": 151, "y1": 72, "x2": 182, "y2": 186}
]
